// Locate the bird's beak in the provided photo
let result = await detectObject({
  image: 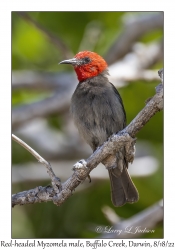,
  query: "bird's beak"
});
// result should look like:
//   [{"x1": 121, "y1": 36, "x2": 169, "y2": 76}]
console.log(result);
[{"x1": 59, "y1": 58, "x2": 78, "y2": 66}]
